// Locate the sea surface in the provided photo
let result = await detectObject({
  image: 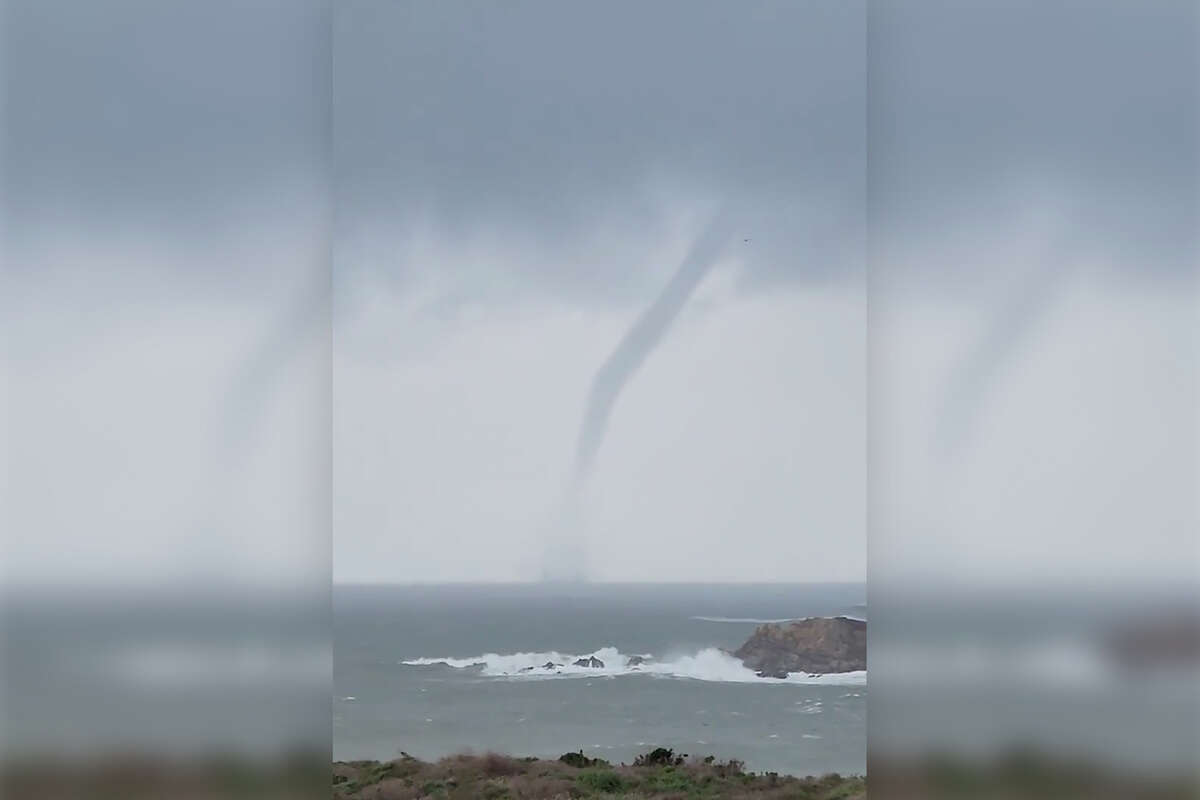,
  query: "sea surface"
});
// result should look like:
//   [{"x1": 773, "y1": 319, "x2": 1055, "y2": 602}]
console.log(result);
[{"x1": 334, "y1": 583, "x2": 866, "y2": 776}]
